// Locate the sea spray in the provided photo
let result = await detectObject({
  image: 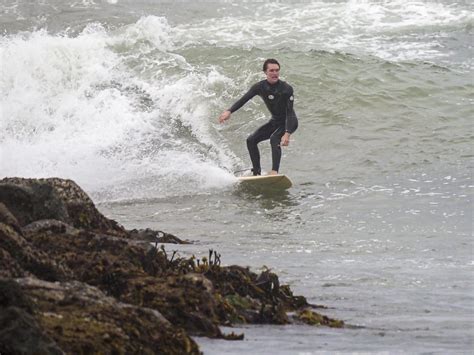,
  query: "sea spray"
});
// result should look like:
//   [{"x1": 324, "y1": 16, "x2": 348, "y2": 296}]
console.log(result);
[{"x1": 1, "y1": 18, "x2": 238, "y2": 201}]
